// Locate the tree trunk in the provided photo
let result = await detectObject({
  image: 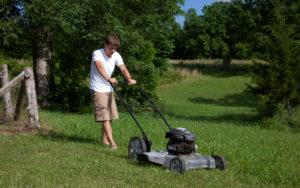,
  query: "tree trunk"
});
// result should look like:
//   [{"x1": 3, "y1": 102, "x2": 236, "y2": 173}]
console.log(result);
[
  {"x1": 32, "y1": 29, "x2": 54, "y2": 108},
  {"x1": 285, "y1": 97, "x2": 293, "y2": 116}
]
